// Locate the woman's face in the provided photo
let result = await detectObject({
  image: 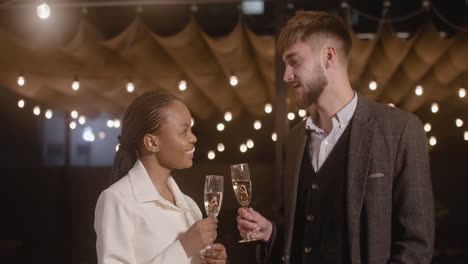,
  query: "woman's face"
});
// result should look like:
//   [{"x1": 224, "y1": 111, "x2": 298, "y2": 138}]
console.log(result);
[{"x1": 155, "y1": 100, "x2": 197, "y2": 170}]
